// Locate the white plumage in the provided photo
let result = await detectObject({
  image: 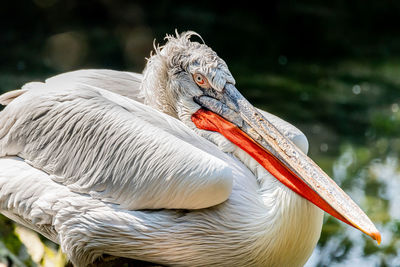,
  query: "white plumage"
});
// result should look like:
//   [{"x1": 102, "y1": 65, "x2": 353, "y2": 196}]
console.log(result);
[{"x1": 0, "y1": 32, "x2": 378, "y2": 266}]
